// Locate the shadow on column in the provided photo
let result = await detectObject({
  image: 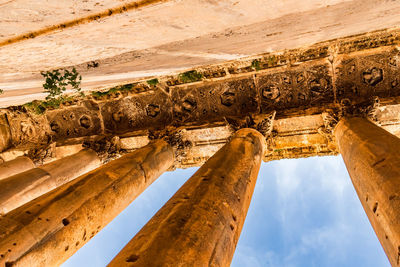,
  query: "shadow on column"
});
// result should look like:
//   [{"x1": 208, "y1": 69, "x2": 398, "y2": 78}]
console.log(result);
[
  {"x1": 0, "y1": 139, "x2": 174, "y2": 267},
  {"x1": 335, "y1": 117, "x2": 400, "y2": 266}
]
